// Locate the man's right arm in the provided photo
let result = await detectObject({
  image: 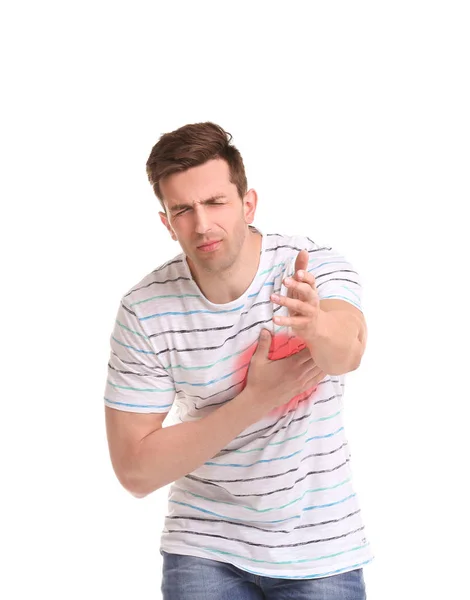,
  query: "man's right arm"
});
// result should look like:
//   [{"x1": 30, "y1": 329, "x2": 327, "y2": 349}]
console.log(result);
[
  {"x1": 106, "y1": 385, "x2": 269, "y2": 498},
  {"x1": 106, "y1": 330, "x2": 326, "y2": 498}
]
